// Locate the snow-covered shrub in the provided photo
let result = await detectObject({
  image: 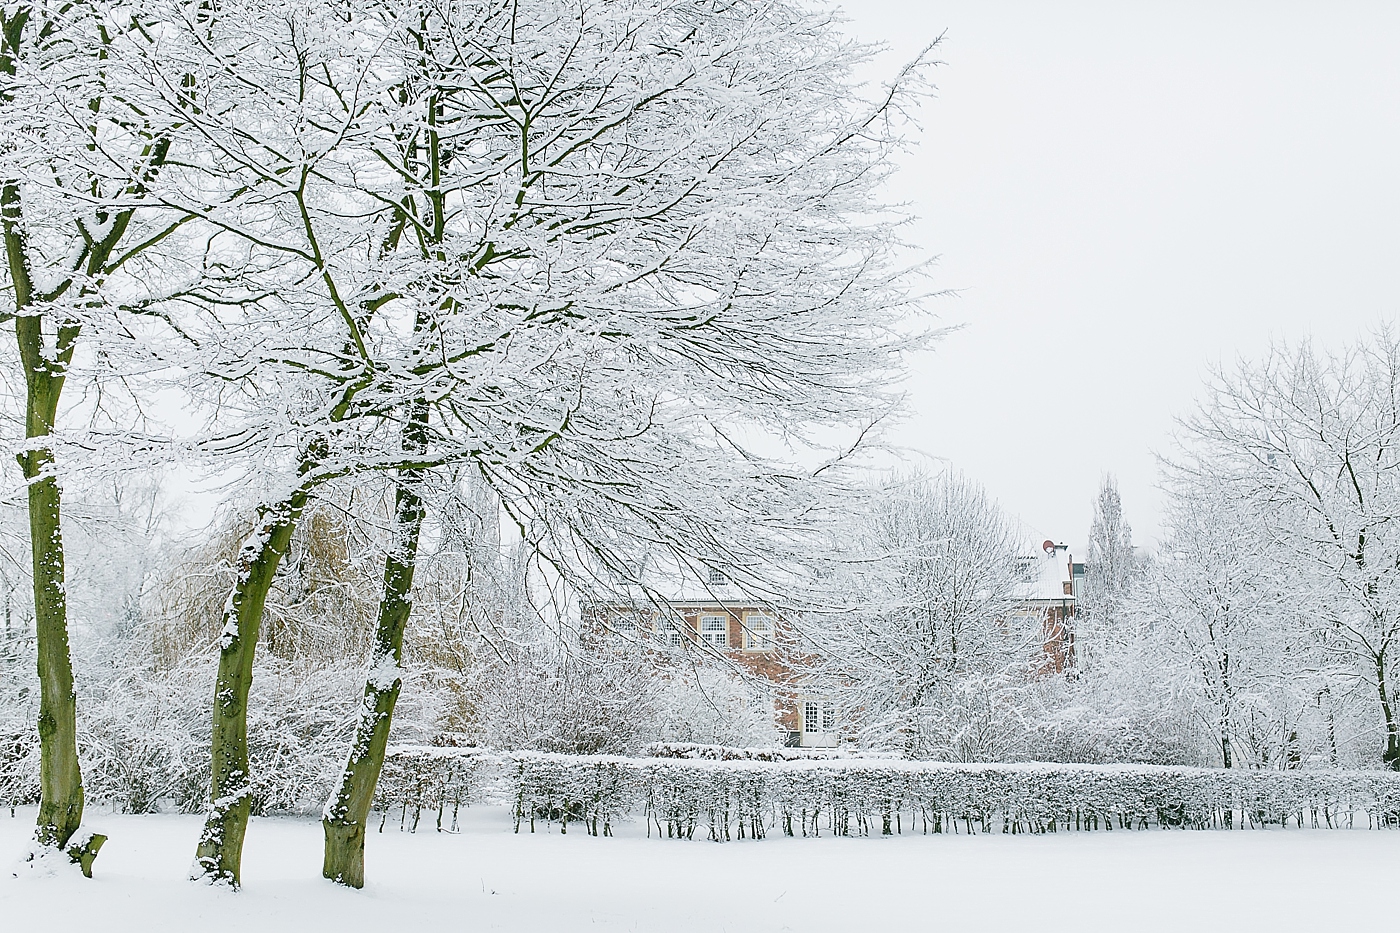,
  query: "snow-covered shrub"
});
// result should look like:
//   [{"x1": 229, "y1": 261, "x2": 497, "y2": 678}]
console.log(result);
[
  {"x1": 651, "y1": 668, "x2": 782, "y2": 749},
  {"x1": 0, "y1": 626, "x2": 39, "y2": 810},
  {"x1": 1011, "y1": 674, "x2": 1208, "y2": 766},
  {"x1": 377, "y1": 748, "x2": 1400, "y2": 840},
  {"x1": 423, "y1": 578, "x2": 775, "y2": 755},
  {"x1": 79, "y1": 661, "x2": 210, "y2": 814},
  {"x1": 372, "y1": 746, "x2": 483, "y2": 833},
  {"x1": 644, "y1": 743, "x2": 875, "y2": 761},
  {"x1": 0, "y1": 648, "x2": 443, "y2": 815},
  {"x1": 468, "y1": 640, "x2": 660, "y2": 755}
]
